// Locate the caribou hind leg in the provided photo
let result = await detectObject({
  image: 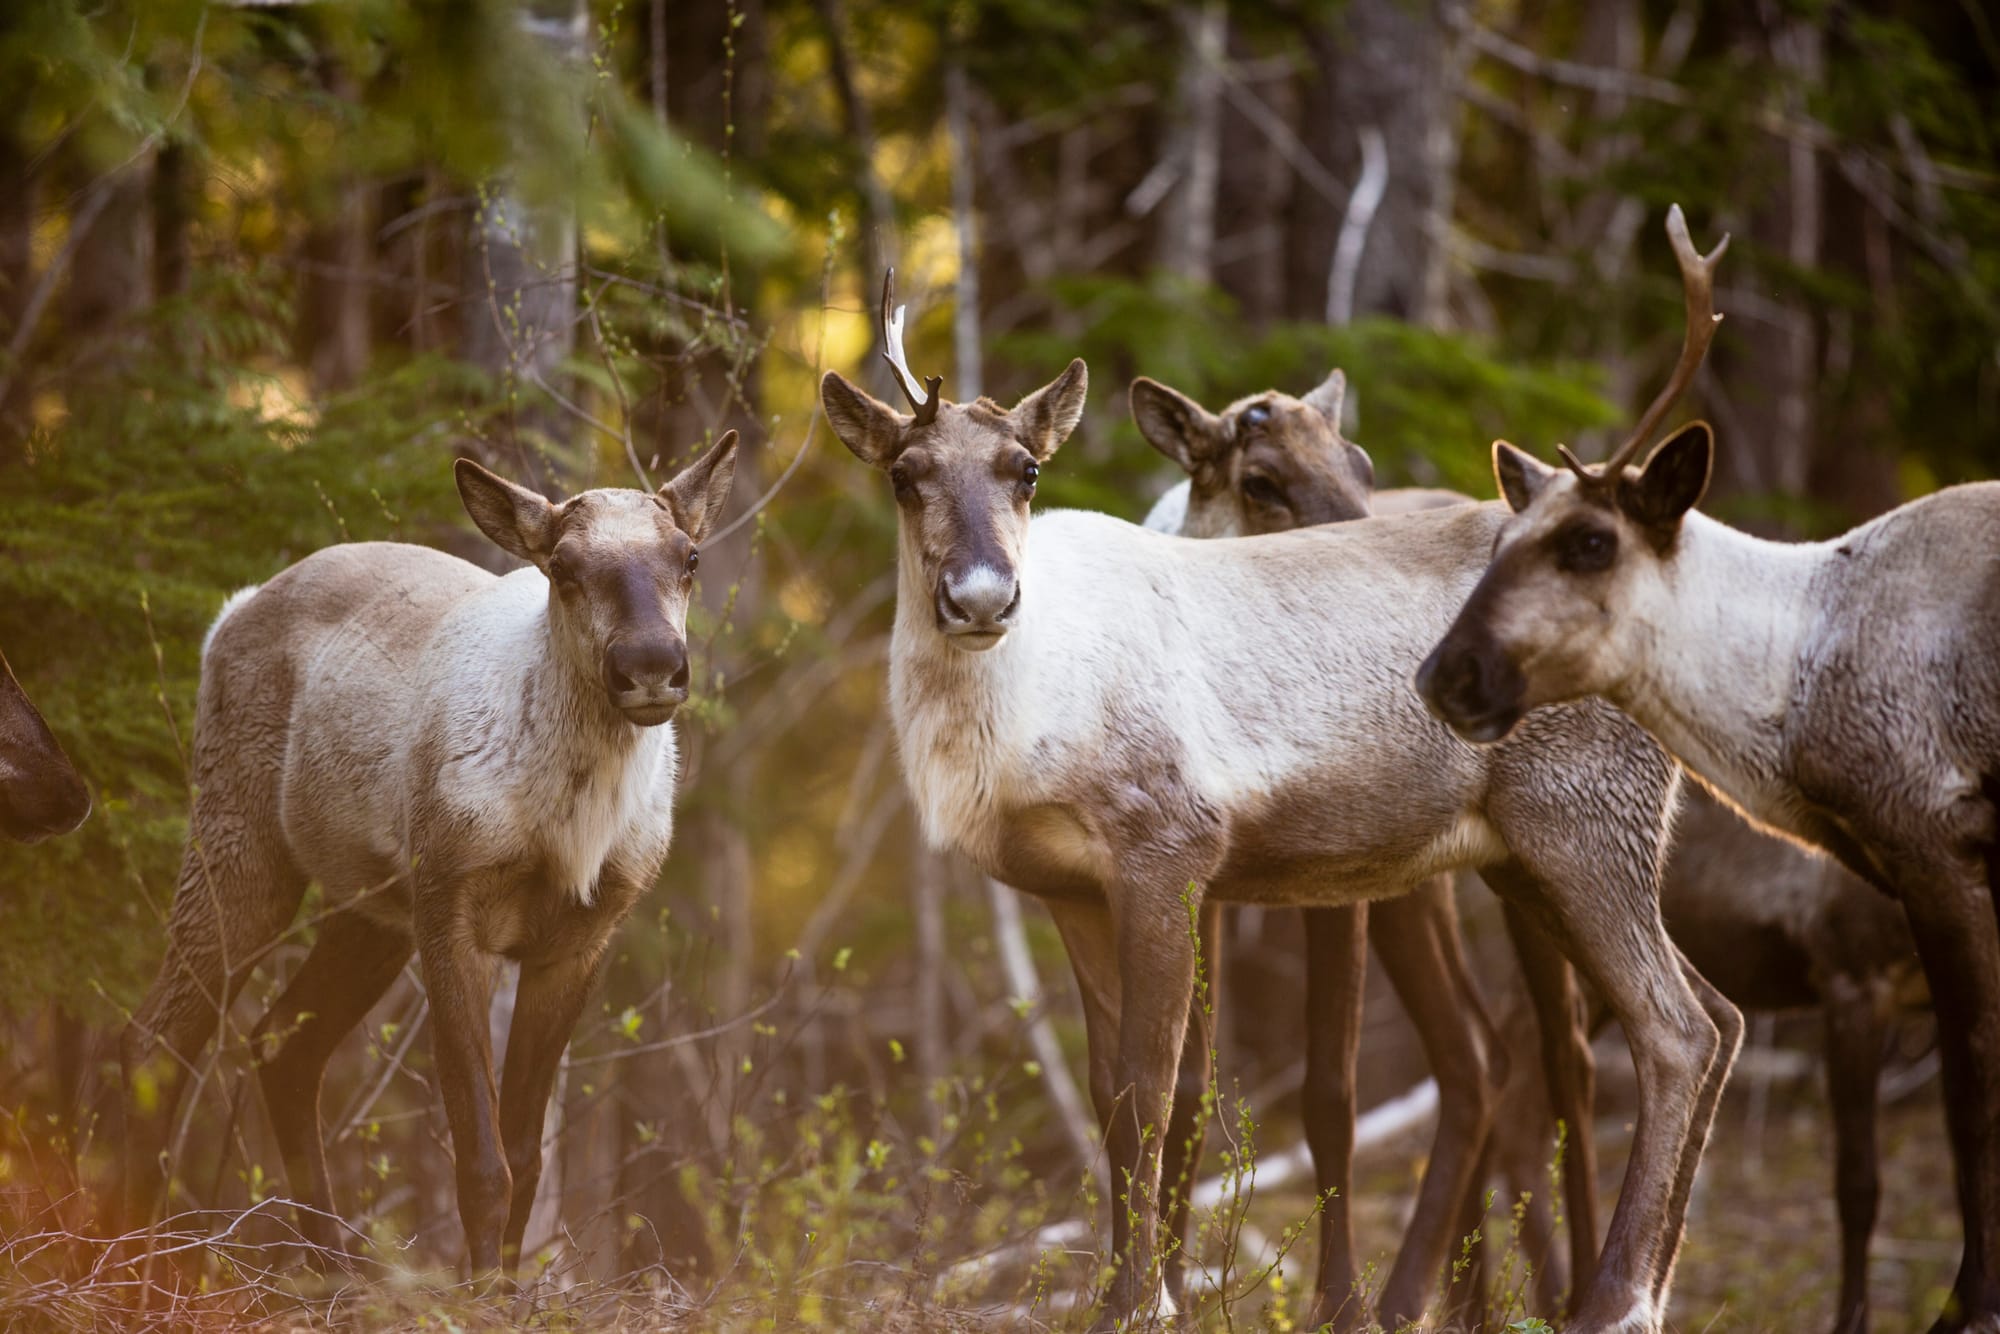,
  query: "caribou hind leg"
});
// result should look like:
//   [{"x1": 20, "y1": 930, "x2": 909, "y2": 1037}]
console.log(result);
[
  {"x1": 120, "y1": 817, "x2": 307, "y2": 1235},
  {"x1": 1368, "y1": 878, "x2": 1502, "y2": 1329},
  {"x1": 1300, "y1": 903, "x2": 1369, "y2": 1333},
  {"x1": 1498, "y1": 897, "x2": 1602, "y2": 1311},
  {"x1": 1821, "y1": 971, "x2": 1889, "y2": 1334},
  {"x1": 1899, "y1": 847, "x2": 2000, "y2": 1333},
  {"x1": 253, "y1": 906, "x2": 414, "y2": 1259}
]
